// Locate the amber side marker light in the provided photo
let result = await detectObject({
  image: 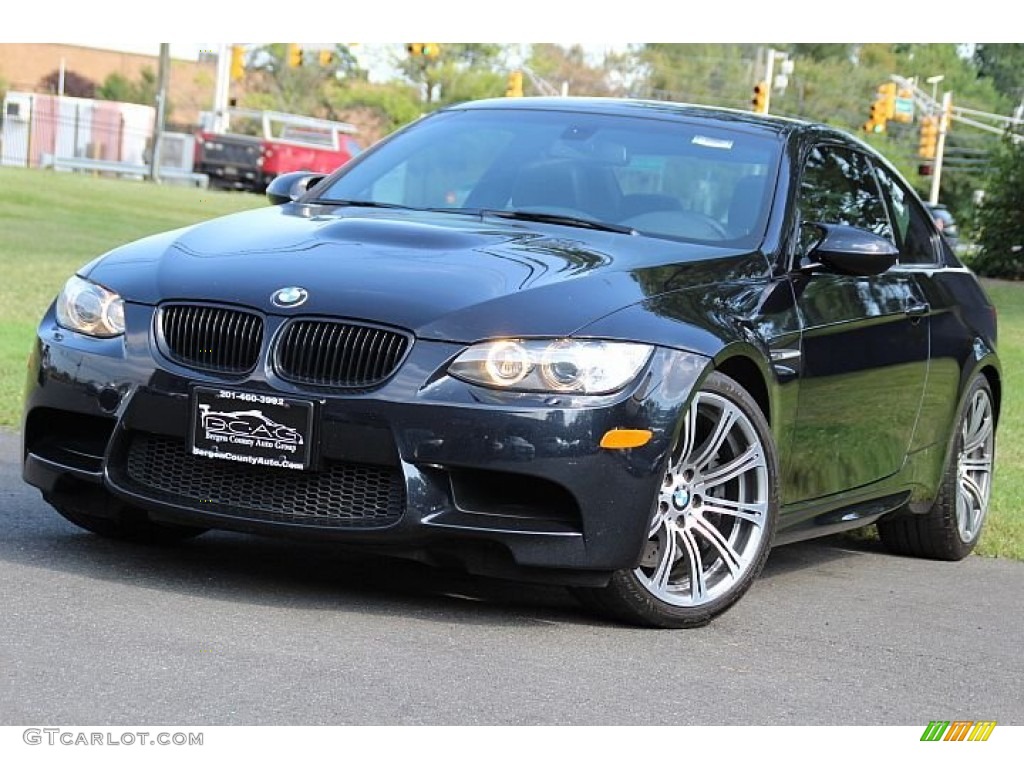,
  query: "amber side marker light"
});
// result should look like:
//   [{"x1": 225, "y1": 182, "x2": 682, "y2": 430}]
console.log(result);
[{"x1": 600, "y1": 429, "x2": 653, "y2": 449}]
